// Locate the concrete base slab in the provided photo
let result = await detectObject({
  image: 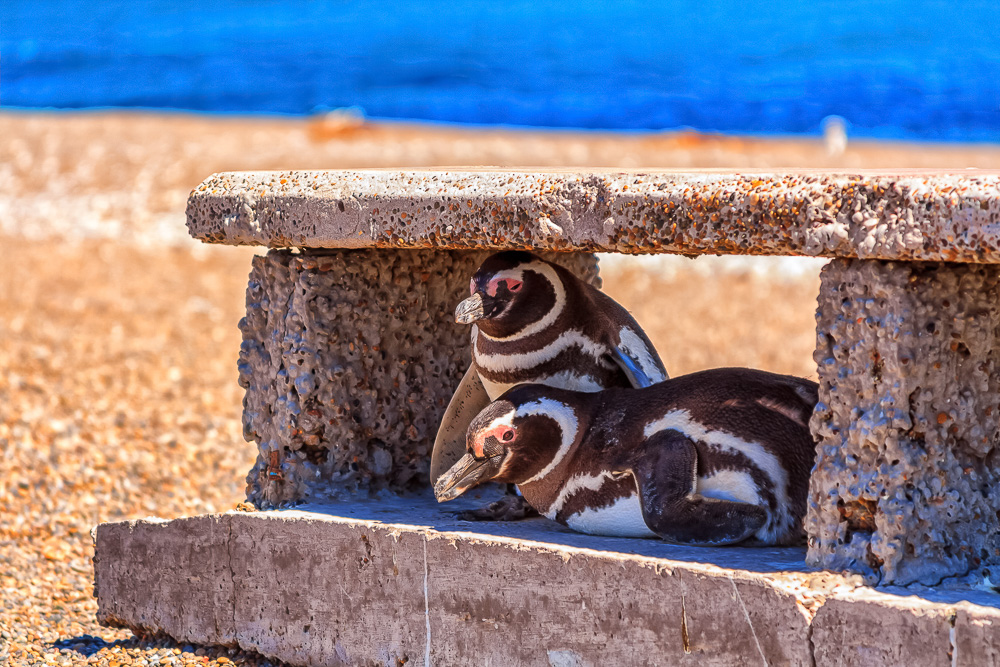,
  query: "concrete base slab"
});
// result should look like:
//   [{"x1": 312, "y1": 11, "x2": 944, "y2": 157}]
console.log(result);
[{"x1": 94, "y1": 492, "x2": 1000, "y2": 667}]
